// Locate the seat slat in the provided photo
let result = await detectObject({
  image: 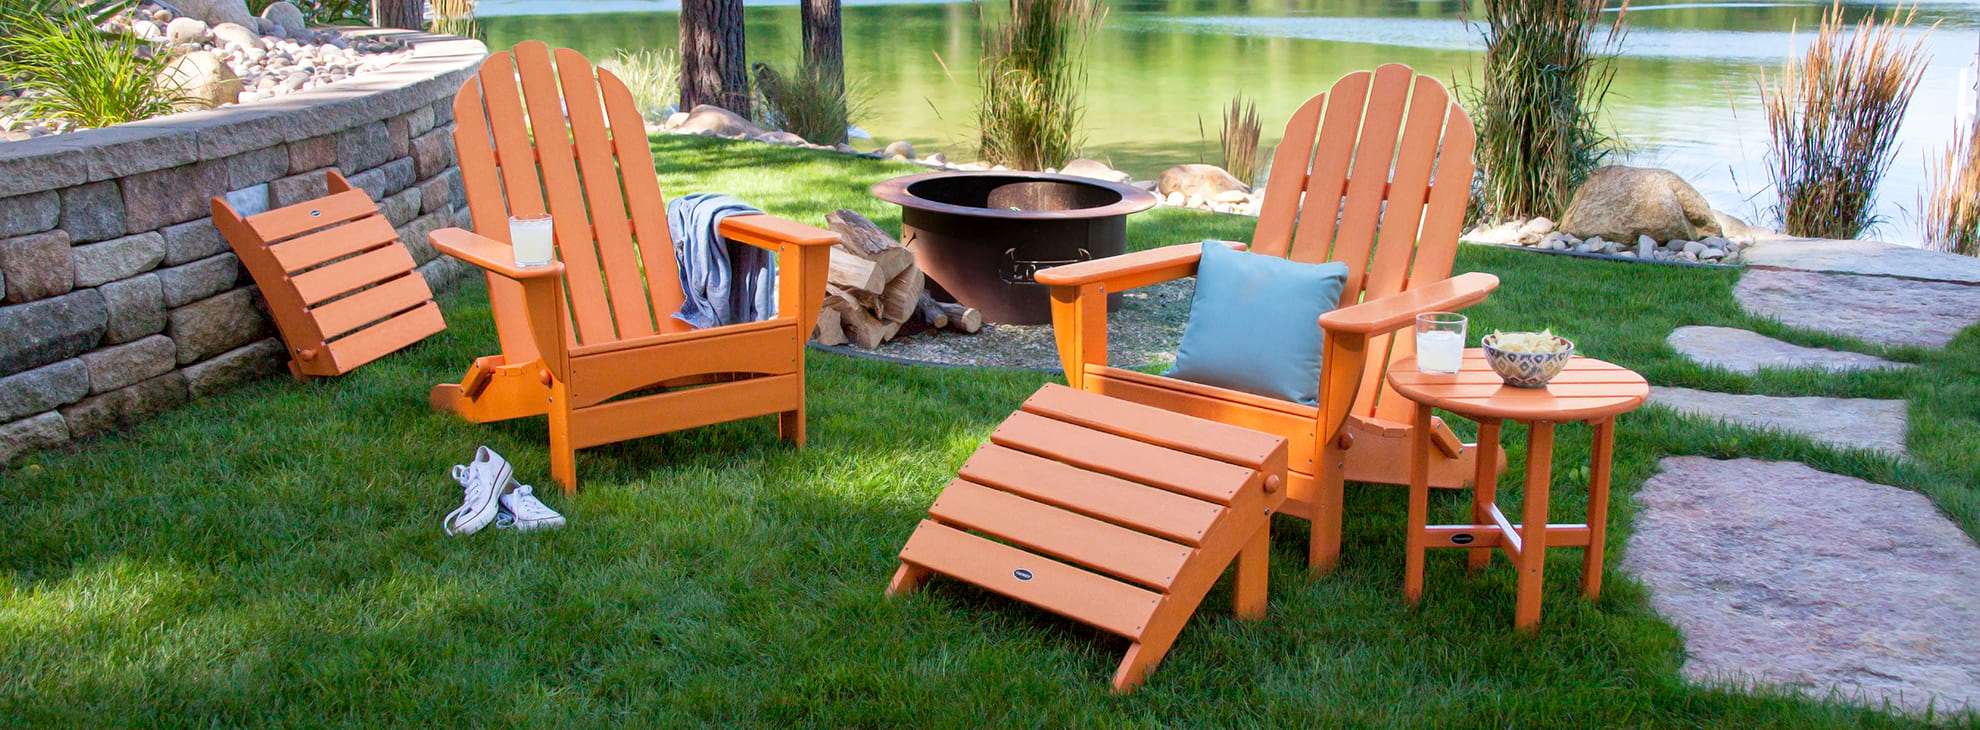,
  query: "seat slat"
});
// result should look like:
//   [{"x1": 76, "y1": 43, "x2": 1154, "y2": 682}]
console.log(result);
[
  {"x1": 558, "y1": 47, "x2": 657, "y2": 339},
  {"x1": 268, "y1": 215, "x2": 399, "y2": 273},
  {"x1": 246, "y1": 190, "x2": 377, "y2": 244},
  {"x1": 319, "y1": 301, "x2": 446, "y2": 374},
  {"x1": 291, "y1": 245, "x2": 416, "y2": 306},
  {"x1": 960, "y1": 445, "x2": 1223, "y2": 546},
  {"x1": 309, "y1": 271, "x2": 434, "y2": 339},
  {"x1": 1019, "y1": 383, "x2": 1281, "y2": 467},
  {"x1": 897, "y1": 520, "x2": 1162, "y2": 640},
  {"x1": 930, "y1": 480, "x2": 1193, "y2": 590},
  {"x1": 990, "y1": 411, "x2": 1254, "y2": 504}
]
